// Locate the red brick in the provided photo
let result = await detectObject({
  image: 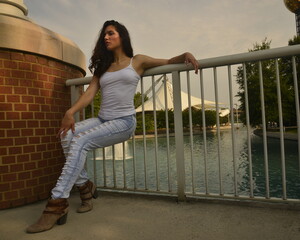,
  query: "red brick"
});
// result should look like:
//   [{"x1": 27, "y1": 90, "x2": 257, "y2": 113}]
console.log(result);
[
  {"x1": 37, "y1": 159, "x2": 47, "y2": 168},
  {"x1": 27, "y1": 120, "x2": 39, "y2": 128},
  {"x1": 37, "y1": 57, "x2": 47, "y2": 65},
  {"x1": 14, "y1": 87, "x2": 27, "y2": 94},
  {"x1": 35, "y1": 96, "x2": 45, "y2": 104},
  {"x1": 0, "y1": 183, "x2": 10, "y2": 191},
  {"x1": 32, "y1": 169, "x2": 43, "y2": 178},
  {"x1": 19, "y1": 188, "x2": 32, "y2": 198},
  {"x1": 10, "y1": 164, "x2": 24, "y2": 172},
  {"x1": 4, "y1": 191, "x2": 18, "y2": 200},
  {"x1": 46, "y1": 112, "x2": 55, "y2": 119},
  {"x1": 43, "y1": 66, "x2": 52, "y2": 74},
  {"x1": 38, "y1": 176, "x2": 49, "y2": 184},
  {"x1": 19, "y1": 79, "x2": 33, "y2": 87},
  {"x1": 11, "y1": 181, "x2": 25, "y2": 190},
  {"x1": 24, "y1": 162, "x2": 36, "y2": 170},
  {"x1": 9, "y1": 146, "x2": 22, "y2": 154},
  {"x1": 6, "y1": 111, "x2": 20, "y2": 119},
  {"x1": 26, "y1": 72, "x2": 37, "y2": 80},
  {"x1": 14, "y1": 137, "x2": 28, "y2": 145},
  {"x1": 7, "y1": 95, "x2": 20, "y2": 102},
  {"x1": 0, "y1": 121, "x2": 12, "y2": 128},
  {"x1": 21, "y1": 112, "x2": 33, "y2": 119},
  {"x1": 31, "y1": 152, "x2": 41, "y2": 160},
  {"x1": 0, "y1": 103, "x2": 13, "y2": 111},
  {"x1": 43, "y1": 151, "x2": 52, "y2": 159},
  {"x1": 26, "y1": 179, "x2": 38, "y2": 187},
  {"x1": 14, "y1": 120, "x2": 27, "y2": 129},
  {"x1": 0, "y1": 147, "x2": 7, "y2": 155},
  {"x1": 41, "y1": 136, "x2": 51, "y2": 142},
  {"x1": 21, "y1": 129, "x2": 33, "y2": 136},
  {"x1": 18, "y1": 171, "x2": 30, "y2": 180},
  {"x1": 0, "y1": 51, "x2": 10, "y2": 59},
  {"x1": 0, "y1": 201, "x2": 11, "y2": 209},
  {"x1": 3, "y1": 173, "x2": 17, "y2": 181},
  {"x1": 40, "y1": 89, "x2": 51, "y2": 97},
  {"x1": 6, "y1": 129, "x2": 20, "y2": 137},
  {"x1": 2, "y1": 155, "x2": 15, "y2": 164},
  {"x1": 0, "y1": 95, "x2": 5, "y2": 102},
  {"x1": 0, "y1": 165, "x2": 9, "y2": 174},
  {"x1": 26, "y1": 196, "x2": 38, "y2": 204},
  {"x1": 40, "y1": 120, "x2": 50, "y2": 127},
  {"x1": 11, "y1": 198, "x2": 26, "y2": 207},
  {"x1": 28, "y1": 104, "x2": 40, "y2": 111},
  {"x1": 28, "y1": 88, "x2": 39, "y2": 96},
  {"x1": 44, "y1": 82, "x2": 54, "y2": 89},
  {"x1": 17, "y1": 154, "x2": 30, "y2": 162},
  {"x1": 0, "y1": 138, "x2": 13, "y2": 146},
  {"x1": 35, "y1": 129, "x2": 45, "y2": 135},
  {"x1": 33, "y1": 81, "x2": 44, "y2": 88},
  {"x1": 22, "y1": 96, "x2": 34, "y2": 103},
  {"x1": 38, "y1": 73, "x2": 47, "y2": 81},
  {"x1": 0, "y1": 129, "x2": 5, "y2": 137},
  {"x1": 0, "y1": 86, "x2": 12, "y2": 94},
  {"x1": 23, "y1": 145, "x2": 35, "y2": 153},
  {"x1": 4, "y1": 60, "x2": 18, "y2": 69},
  {"x1": 36, "y1": 144, "x2": 47, "y2": 152},
  {"x1": 12, "y1": 70, "x2": 25, "y2": 78},
  {"x1": 34, "y1": 112, "x2": 44, "y2": 119},
  {"x1": 5, "y1": 77, "x2": 19, "y2": 85},
  {"x1": 11, "y1": 52, "x2": 24, "y2": 61},
  {"x1": 32, "y1": 64, "x2": 43, "y2": 72},
  {"x1": 29, "y1": 136, "x2": 40, "y2": 144},
  {"x1": 14, "y1": 104, "x2": 27, "y2": 111},
  {"x1": 19, "y1": 62, "x2": 31, "y2": 70},
  {"x1": 24, "y1": 54, "x2": 37, "y2": 63},
  {"x1": 47, "y1": 143, "x2": 56, "y2": 150}
]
